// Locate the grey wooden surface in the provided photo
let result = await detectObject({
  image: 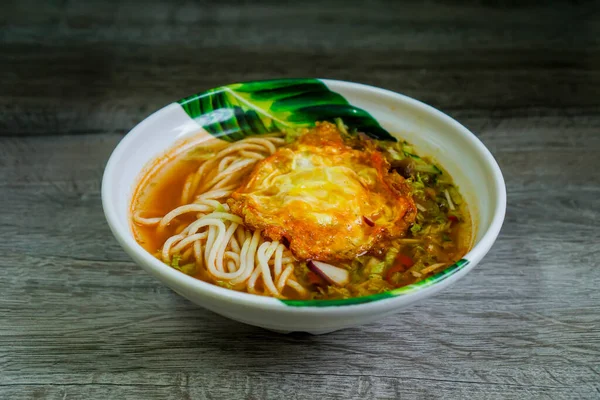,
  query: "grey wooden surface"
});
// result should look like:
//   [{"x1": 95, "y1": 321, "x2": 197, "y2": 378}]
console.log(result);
[{"x1": 1, "y1": 1, "x2": 599, "y2": 399}]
